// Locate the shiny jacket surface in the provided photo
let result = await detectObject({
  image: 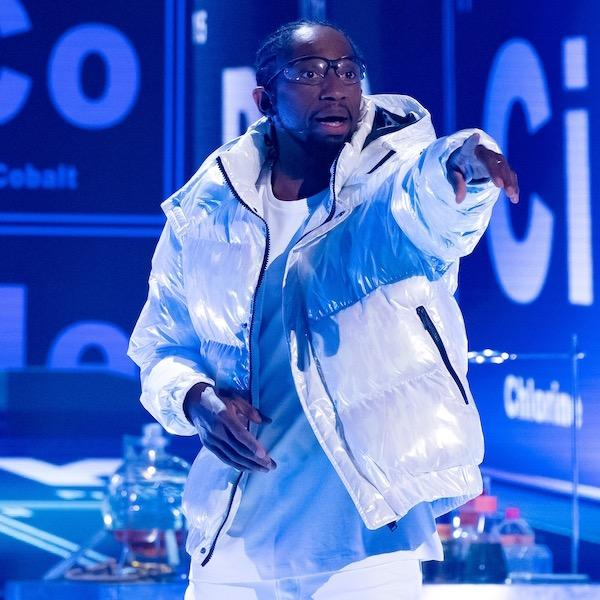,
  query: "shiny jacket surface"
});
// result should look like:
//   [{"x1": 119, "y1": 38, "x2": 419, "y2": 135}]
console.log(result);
[{"x1": 128, "y1": 95, "x2": 501, "y2": 560}]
